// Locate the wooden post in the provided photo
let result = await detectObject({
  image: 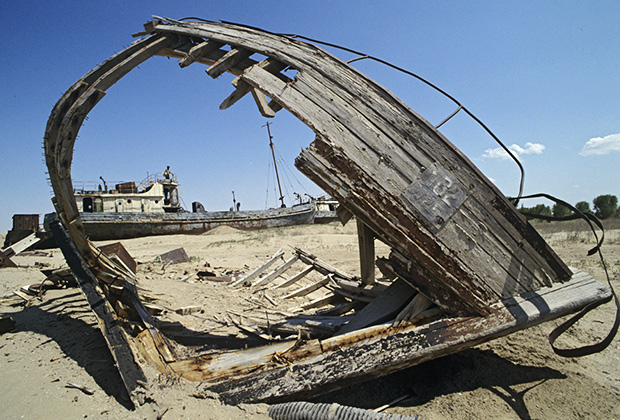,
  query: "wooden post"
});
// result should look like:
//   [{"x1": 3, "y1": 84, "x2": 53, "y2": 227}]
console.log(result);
[{"x1": 357, "y1": 219, "x2": 375, "y2": 285}]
